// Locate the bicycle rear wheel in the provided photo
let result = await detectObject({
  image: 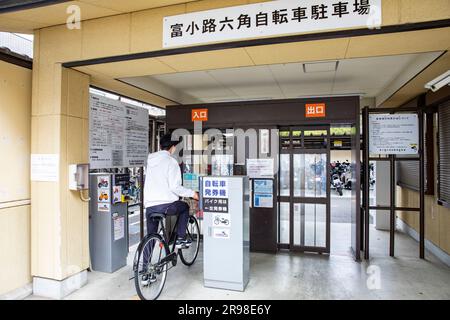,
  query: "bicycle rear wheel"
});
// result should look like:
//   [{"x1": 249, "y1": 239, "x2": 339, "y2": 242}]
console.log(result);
[
  {"x1": 134, "y1": 234, "x2": 169, "y2": 300},
  {"x1": 179, "y1": 216, "x2": 201, "y2": 266}
]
